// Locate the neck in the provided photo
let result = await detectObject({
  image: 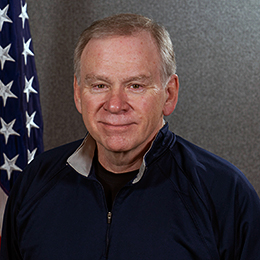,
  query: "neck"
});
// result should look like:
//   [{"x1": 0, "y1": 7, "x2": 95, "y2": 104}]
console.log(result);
[{"x1": 96, "y1": 140, "x2": 153, "y2": 174}]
